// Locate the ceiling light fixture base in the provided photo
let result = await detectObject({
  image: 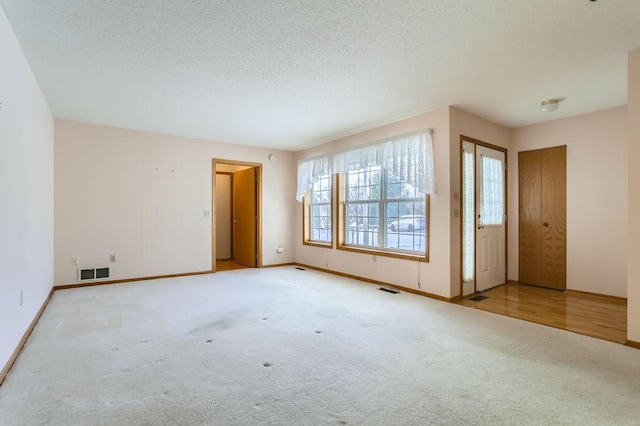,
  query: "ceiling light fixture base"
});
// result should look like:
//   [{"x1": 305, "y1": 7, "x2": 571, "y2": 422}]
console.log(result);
[{"x1": 540, "y1": 98, "x2": 560, "y2": 113}]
